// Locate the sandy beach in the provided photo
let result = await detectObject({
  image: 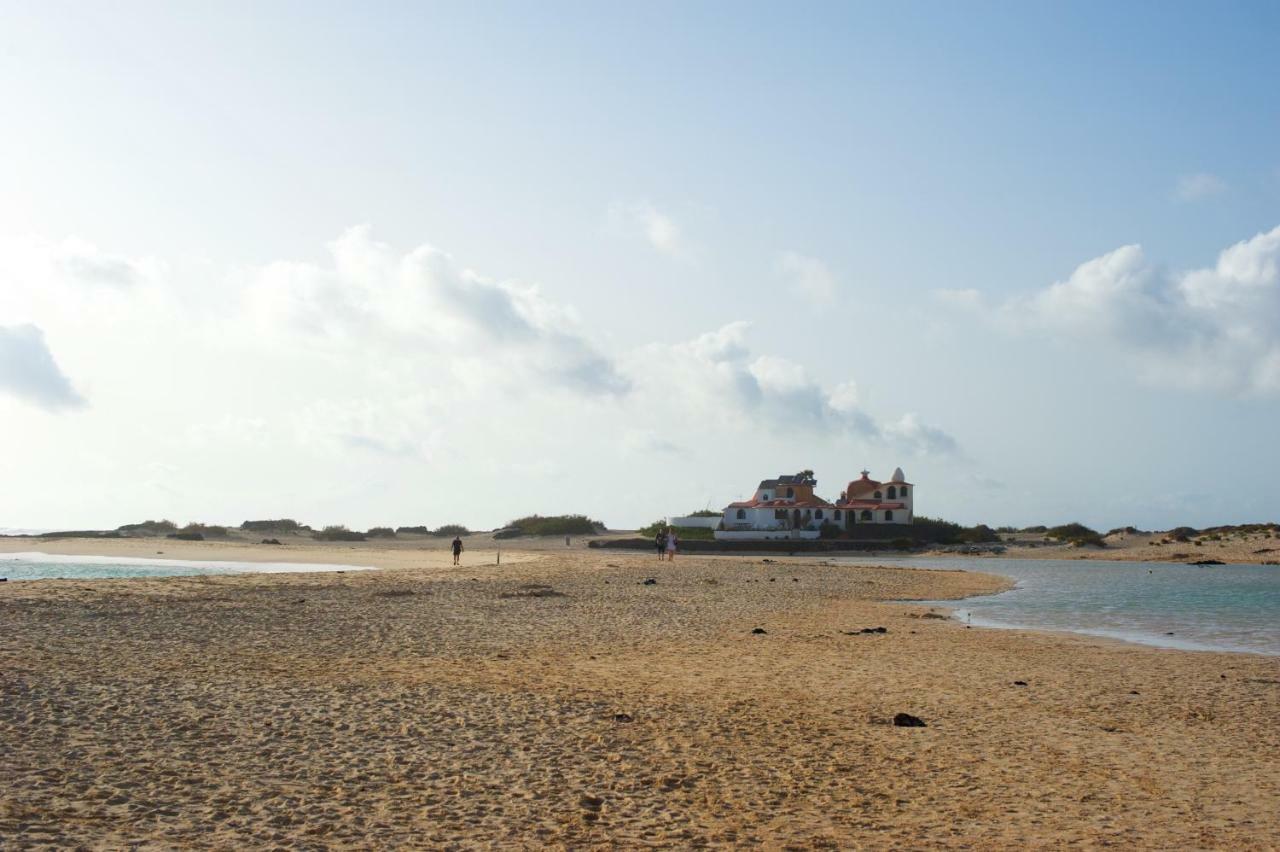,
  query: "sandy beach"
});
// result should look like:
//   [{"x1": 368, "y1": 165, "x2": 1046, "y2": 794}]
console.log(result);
[{"x1": 2, "y1": 538, "x2": 1279, "y2": 849}]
